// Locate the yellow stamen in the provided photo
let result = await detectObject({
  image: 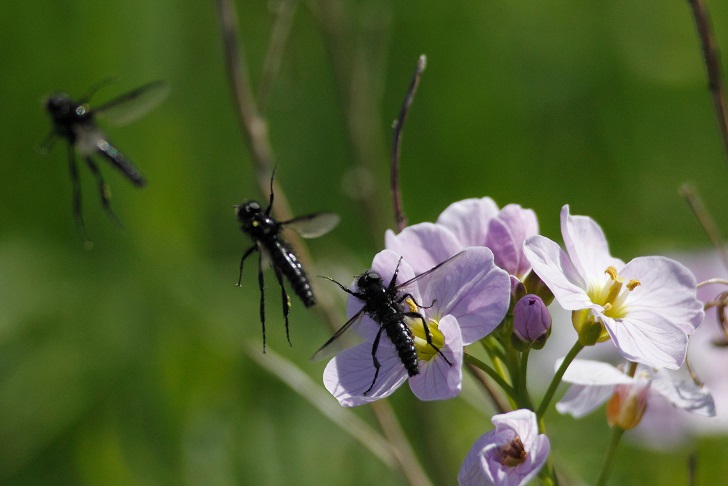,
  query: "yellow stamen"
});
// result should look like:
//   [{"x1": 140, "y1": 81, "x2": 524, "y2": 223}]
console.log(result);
[
  {"x1": 626, "y1": 279, "x2": 641, "y2": 291},
  {"x1": 605, "y1": 266, "x2": 618, "y2": 280}
]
